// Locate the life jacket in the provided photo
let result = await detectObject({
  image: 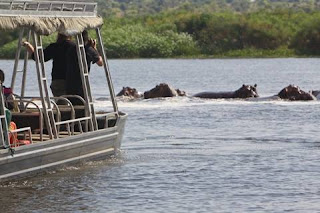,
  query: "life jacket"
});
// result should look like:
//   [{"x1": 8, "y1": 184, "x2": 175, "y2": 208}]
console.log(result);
[
  {"x1": 9, "y1": 122, "x2": 31, "y2": 147},
  {"x1": 9, "y1": 121, "x2": 17, "y2": 145}
]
